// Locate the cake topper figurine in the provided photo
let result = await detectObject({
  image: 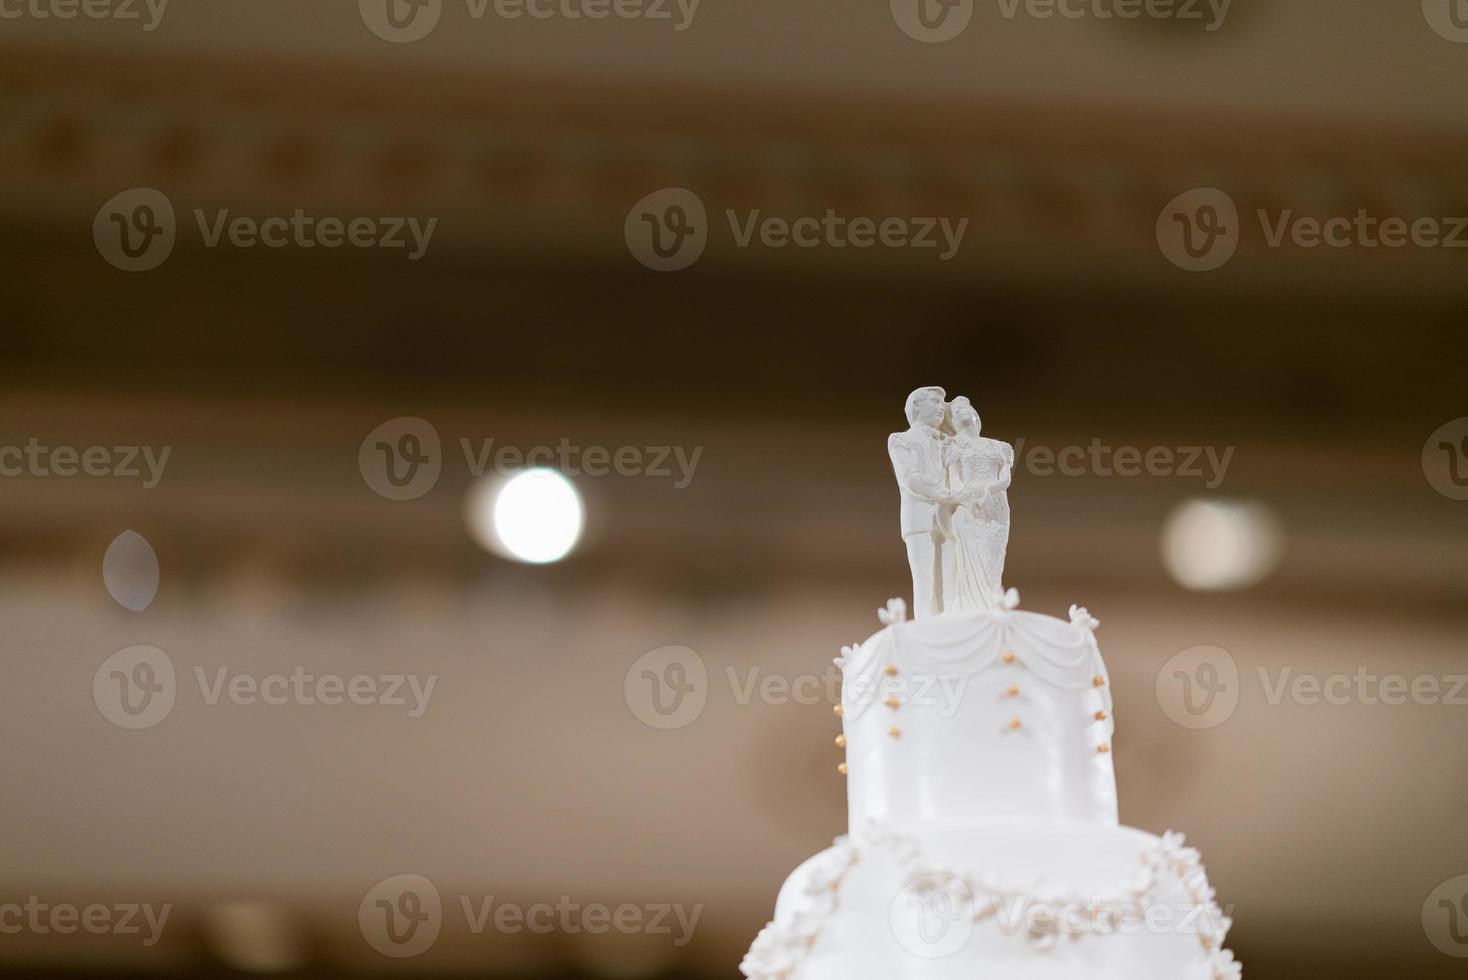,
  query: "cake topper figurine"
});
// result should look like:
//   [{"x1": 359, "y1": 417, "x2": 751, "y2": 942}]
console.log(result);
[{"x1": 887, "y1": 386, "x2": 1015, "y2": 619}]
